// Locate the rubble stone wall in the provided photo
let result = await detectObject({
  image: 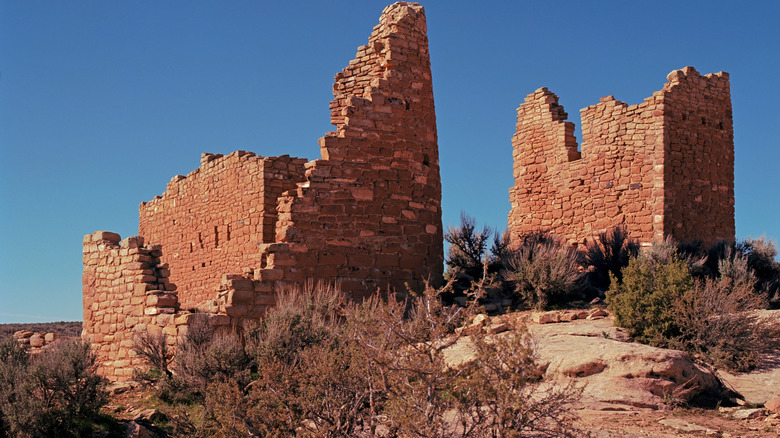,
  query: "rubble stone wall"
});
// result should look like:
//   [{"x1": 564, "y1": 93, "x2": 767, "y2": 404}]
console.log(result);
[{"x1": 509, "y1": 66, "x2": 734, "y2": 247}]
